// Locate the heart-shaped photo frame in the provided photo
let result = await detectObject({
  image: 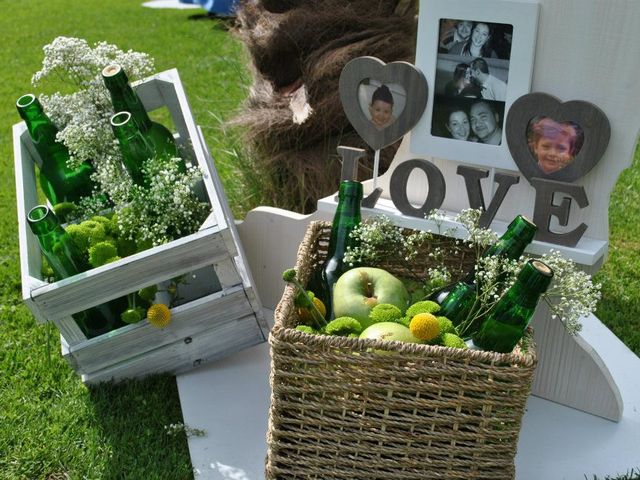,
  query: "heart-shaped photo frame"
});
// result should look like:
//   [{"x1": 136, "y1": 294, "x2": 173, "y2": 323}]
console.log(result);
[
  {"x1": 339, "y1": 56, "x2": 428, "y2": 151},
  {"x1": 506, "y1": 92, "x2": 610, "y2": 183}
]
